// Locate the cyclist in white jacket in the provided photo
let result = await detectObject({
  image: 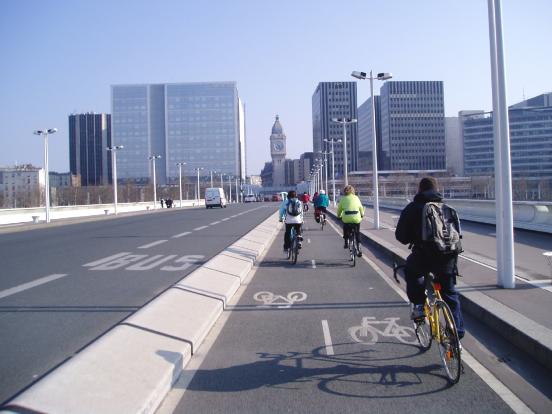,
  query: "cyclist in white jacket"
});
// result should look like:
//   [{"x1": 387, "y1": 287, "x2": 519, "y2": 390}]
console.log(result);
[{"x1": 279, "y1": 190, "x2": 304, "y2": 252}]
